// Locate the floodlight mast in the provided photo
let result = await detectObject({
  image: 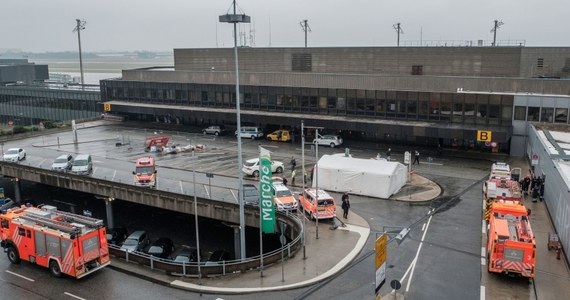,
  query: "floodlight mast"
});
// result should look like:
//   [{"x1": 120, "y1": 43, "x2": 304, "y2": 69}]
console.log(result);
[
  {"x1": 300, "y1": 20, "x2": 311, "y2": 48},
  {"x1": 73, "y1": 19, "x2": 86, "y2": 86},
  {"x1": 219, "y1": 0, "x2": 250, "y2": 261},
  {"x1": 490, "y1": 20, "x2": 504, "y2": 46},
  {"x1": 393, "y1": 22, "x2": 404, "y2": 47}
]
